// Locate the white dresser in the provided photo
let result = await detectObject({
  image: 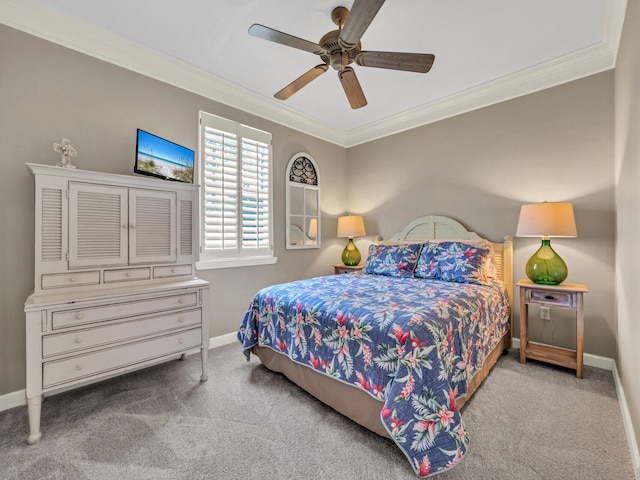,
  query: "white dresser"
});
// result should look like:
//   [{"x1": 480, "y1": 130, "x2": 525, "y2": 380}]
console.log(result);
[{"x1": 24, "y1": 164, "x2": 210, "y2": 444}]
